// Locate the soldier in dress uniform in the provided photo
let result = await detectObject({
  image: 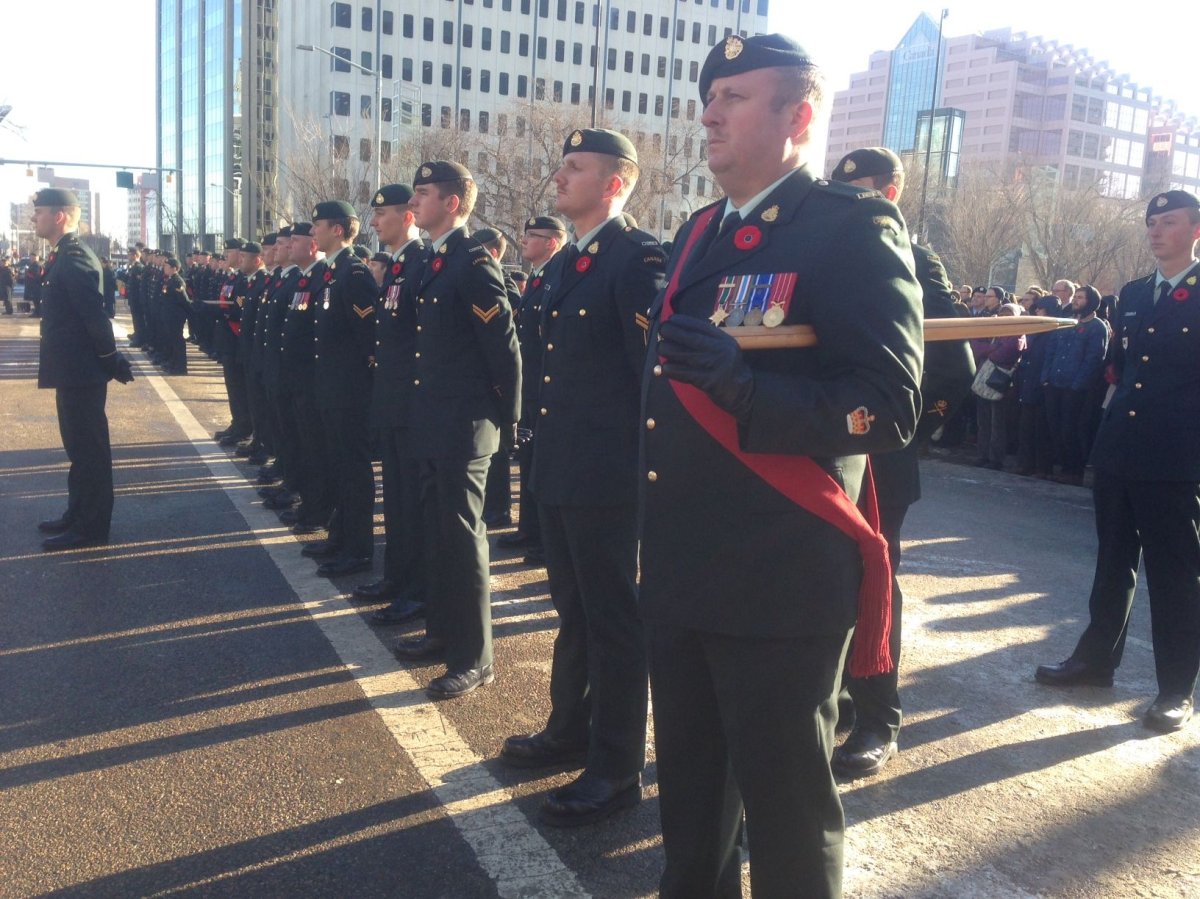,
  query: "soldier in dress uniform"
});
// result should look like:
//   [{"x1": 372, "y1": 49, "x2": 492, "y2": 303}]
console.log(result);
[
  {"x1": 1037, "y1": 189, "x2": 1200, "y2": 733},
  {"x1": 123, "y1": 247, "x2": 144, "y2": 345},
  {"x1": 641, "y1": 35, "x2": 923, "y2": 897},
  {"x1": 500, "y1": 130, "x2": 666, "y2": 828},
  {"x1": 32, "y1": 188, "x2": 135, "y2": 551},
  {"x1": 237, "y1": 240, "x2": 272, "y2": 465},
  {"x1": 160, "y1": 255, "x2": 191, "y2": 375},
  {"x1": 393, "y1": 161, "x2": 521, "y2": 699},
  {"x1": 829, "y1": 147, "x2": 976, "y2": 778},
  {"x1": 359, "y1": 184, "x2": 431, "y2": 622},
  {"x1": 214, "y1": 238, "x2": 253, "y2": 446},
  {"x1": 495, "y1": 215, "x2": 569, "y2": 562},
  {"x1": 306, "y1": 200, "x2": 378, "y2": 578}
]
